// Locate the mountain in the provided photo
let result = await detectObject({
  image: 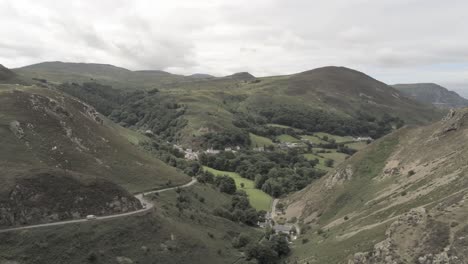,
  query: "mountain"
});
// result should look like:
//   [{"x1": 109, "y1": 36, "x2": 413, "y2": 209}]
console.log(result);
[
  {"x1": 0, "y1": 83, "x2": 189, "y2": 227},
  {"x1": 0, "y1": 83, "x2": 261, "y2": 264},
  {"x1": 188, "y1": 73, "x2": 215, "y2": 79},
  {"x1": 14, "y1": 63, "x2": 443, "y2": 149},
  {"x1": 282, "y1": 108, "x2": 468, "y2": 263},
  {"x1": 14, "y1": 61, "x2": 193, "y2": 89},
  {"x1": 0, "y1": 64, "x2": 15, "y2": 81},
  {"x1": 225, "y1": 71, "x2": 256, "y2": 81},
  {"x1": 393, "y1": 83, "x2": 468, "y2": 109}
]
